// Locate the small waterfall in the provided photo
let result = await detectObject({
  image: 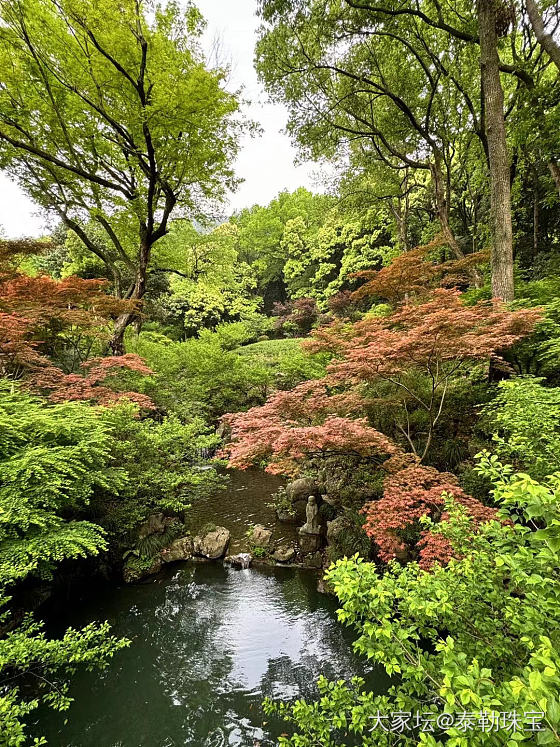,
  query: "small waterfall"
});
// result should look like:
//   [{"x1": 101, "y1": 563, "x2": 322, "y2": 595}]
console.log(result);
[{"x1": 226, "y1": 552, "x2": 252, "y2": 569}]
